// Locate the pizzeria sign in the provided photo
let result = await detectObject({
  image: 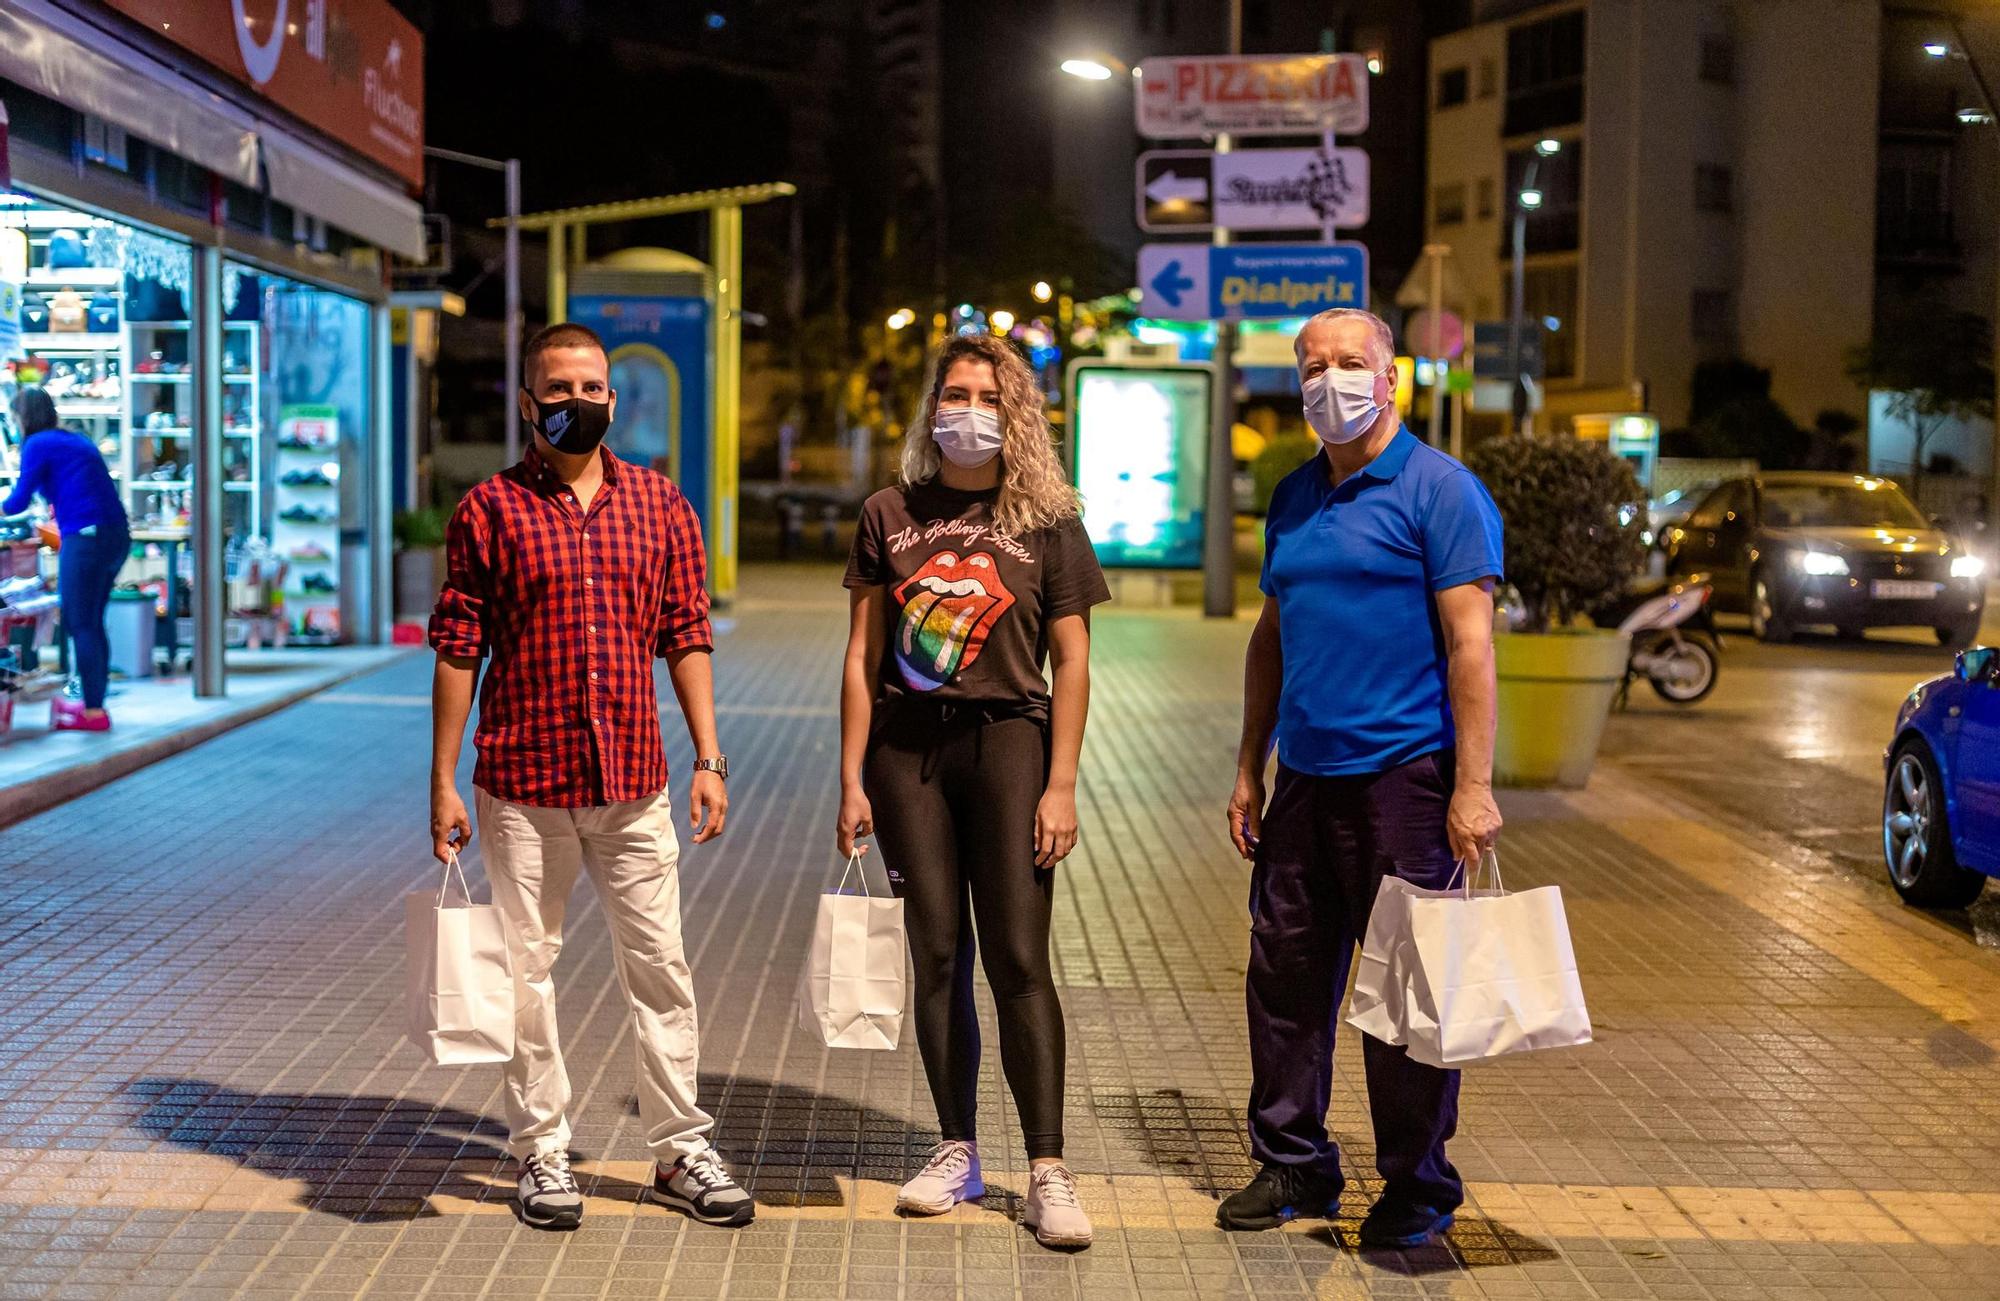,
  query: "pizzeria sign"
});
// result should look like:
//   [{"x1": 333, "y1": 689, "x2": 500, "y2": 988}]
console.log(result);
[{"x1": 1135, "y1": 53, "x2": 1370, "y2": 139}]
